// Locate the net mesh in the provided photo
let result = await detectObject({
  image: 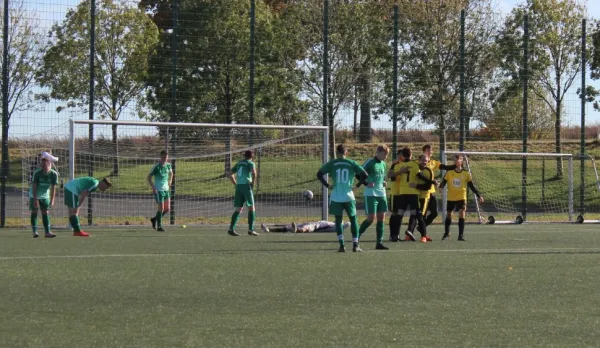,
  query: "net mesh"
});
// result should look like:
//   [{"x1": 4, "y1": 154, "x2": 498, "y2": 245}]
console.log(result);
[{"x1": 20, "y1": 122, "x2": 326, "y2": 227}]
